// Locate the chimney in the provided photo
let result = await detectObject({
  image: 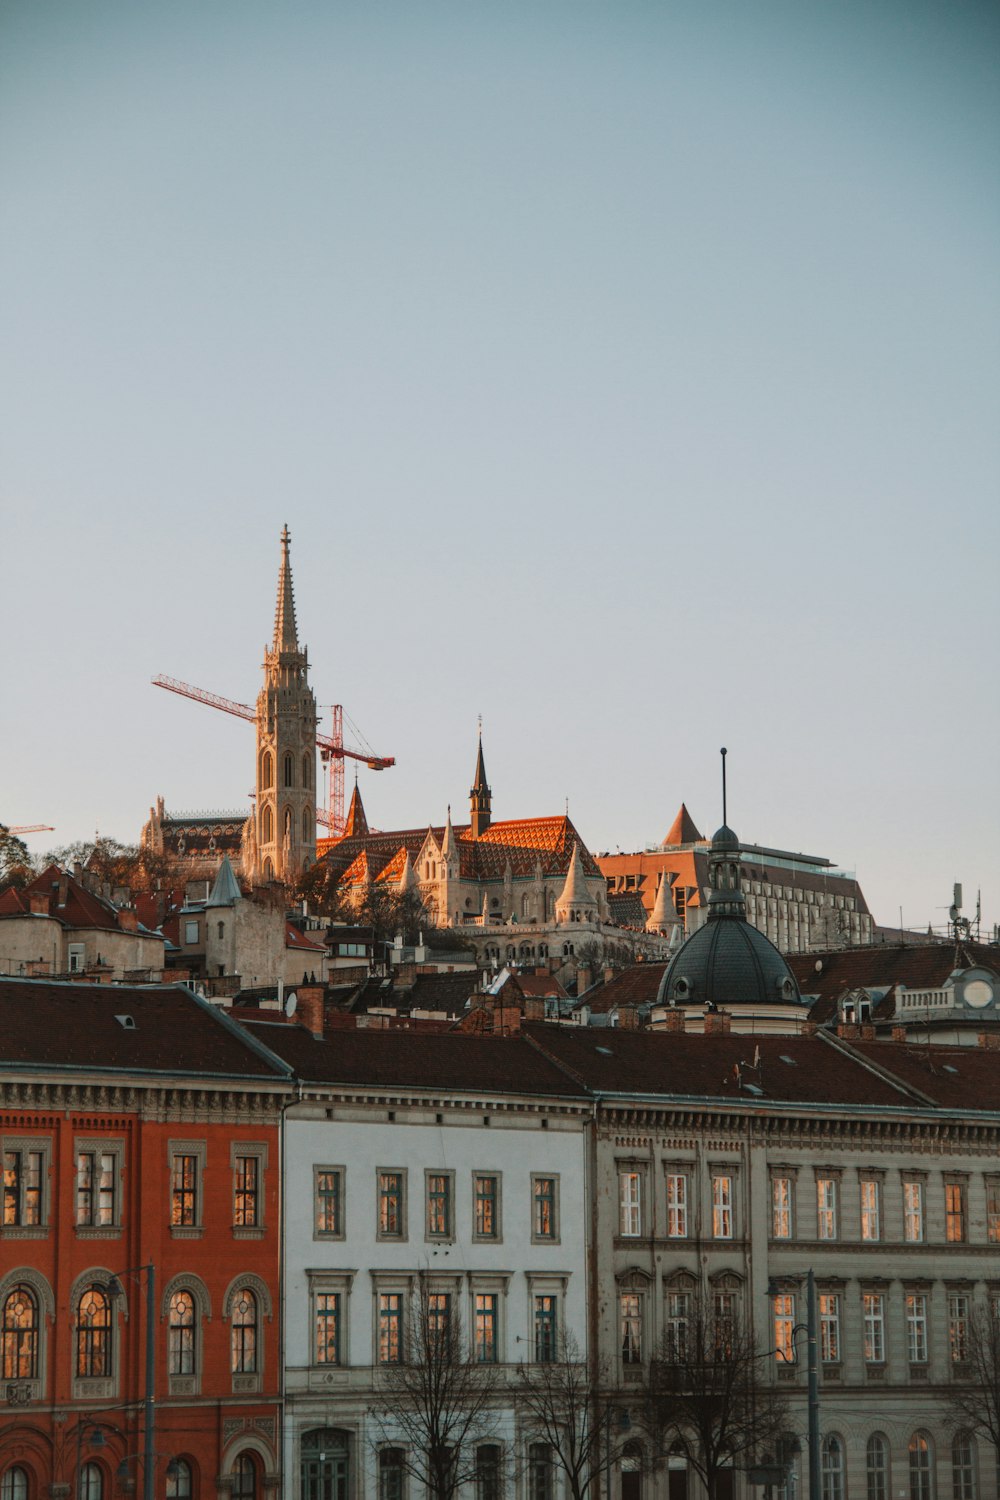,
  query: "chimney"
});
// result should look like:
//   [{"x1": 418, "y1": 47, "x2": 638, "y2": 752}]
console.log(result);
[
  {"x1": 891, "y1": 1026, "x2": 907, "y2": 1044},
  {"x1": 57, "y1": 875, "x2": 68, "y2": 908},
  {"x1": 978, "y1": 1033, "x2": 1000, "y2": 1051},
  {"x1": 524, "y1": 997, "x2": 544, "y2": 1022},
  {"x1": 704, "y1": 1011, "x2": 732, "y2": 1036},
  {"x1": 837, "y1": 1023, "x2": 860, "y2": 1040},
  {"x1": 603, "y1": 966, "x2": 614, "y2": 985},
  {"x1": 496, "y1": 1006, "x2": 521, "y2": 1035},
  {"x1": 118, "y1": 909, "x2": 139, "y2": 933},
  {"x1": 664, "y1": 1007, "x2": 685, "y2": 1034},
  {"x1": 617, "y1": 1005, "x2": 639, "y2": 1031},
  {"x1": 576, "y1": 963, "x2": 593, "y2": 994},
  {"x1": 28, "y1": 891, "x2": 50, "y2": 916},
  {"x1": 860, "y1": 1024, "x2": 876, "y2": 1041},
  {"x1": 296, "y1": 985, "x2": 325, "y2": 1039}
]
